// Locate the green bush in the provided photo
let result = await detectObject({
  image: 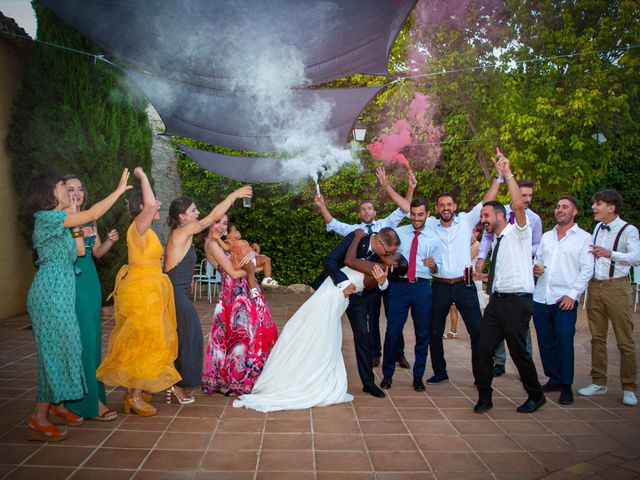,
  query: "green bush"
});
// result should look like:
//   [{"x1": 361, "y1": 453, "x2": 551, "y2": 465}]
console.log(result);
[{"x1": 8, "y1": 3, "x2": 153, "y2": 300}]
